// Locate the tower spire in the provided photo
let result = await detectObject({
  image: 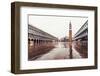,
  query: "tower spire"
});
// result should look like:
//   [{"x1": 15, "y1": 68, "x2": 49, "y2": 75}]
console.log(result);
[
  {"x1": 69, "y1": 21, "x2": 72, "y2": 41},
  {"x1": 69, "y1": 21, "x2": 72, "y2": 58},
  {"x1": 69, "y1": 21, "x2": 72, "y2": 30}
]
